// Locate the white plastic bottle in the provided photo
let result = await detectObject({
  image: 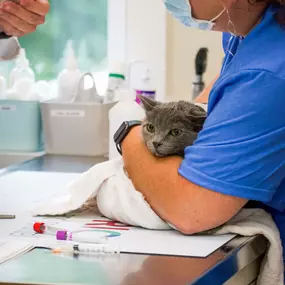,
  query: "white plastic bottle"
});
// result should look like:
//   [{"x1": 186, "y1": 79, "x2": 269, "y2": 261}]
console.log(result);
[
  {"x1": 57, "y1": 41, "x2": 82, "y2": 102},
  {"x1": 108, "y1": 89, "x2": 145, "y2": 160},
  {"x1": 104, "y1": 61, "x2": 125, "y2": 103},
  {"x1": 0, "y1": 76, "x2": 6, "y2": 99},
  {"x1": 10, "y1": 48, "x2": 35, "y2": 88},
  {"x1": 134, "y1": 68, "x2": 156, "y2": 105},
  {"x1": 128, "y1": 61, "x2": 156, "y2": 105}
]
